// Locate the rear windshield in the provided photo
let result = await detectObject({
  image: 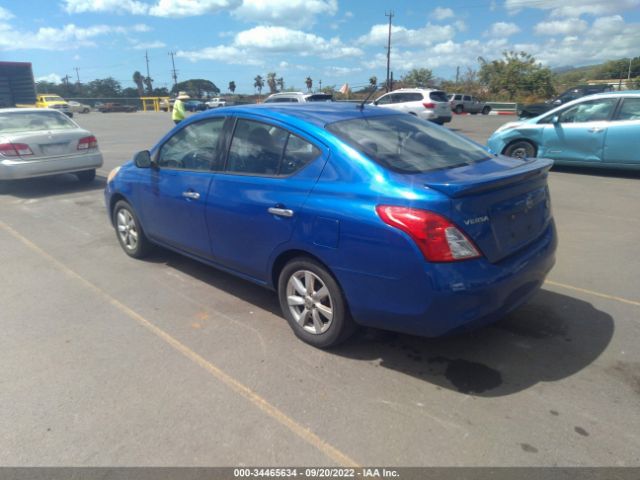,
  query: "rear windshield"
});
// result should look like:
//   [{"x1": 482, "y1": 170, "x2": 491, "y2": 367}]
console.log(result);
[
  {"x1": 305, "y1": 94, "x2": 333, "y2": 102},
  {"x1": 429, "y1": 91, "x2": 449, "y2": 102},
  {"x1": 0, "y1": 111, "x2": 76, "y2": 133},
  {"x1": 326, "y1": 114, "x2": 490, "y2": 173}
]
